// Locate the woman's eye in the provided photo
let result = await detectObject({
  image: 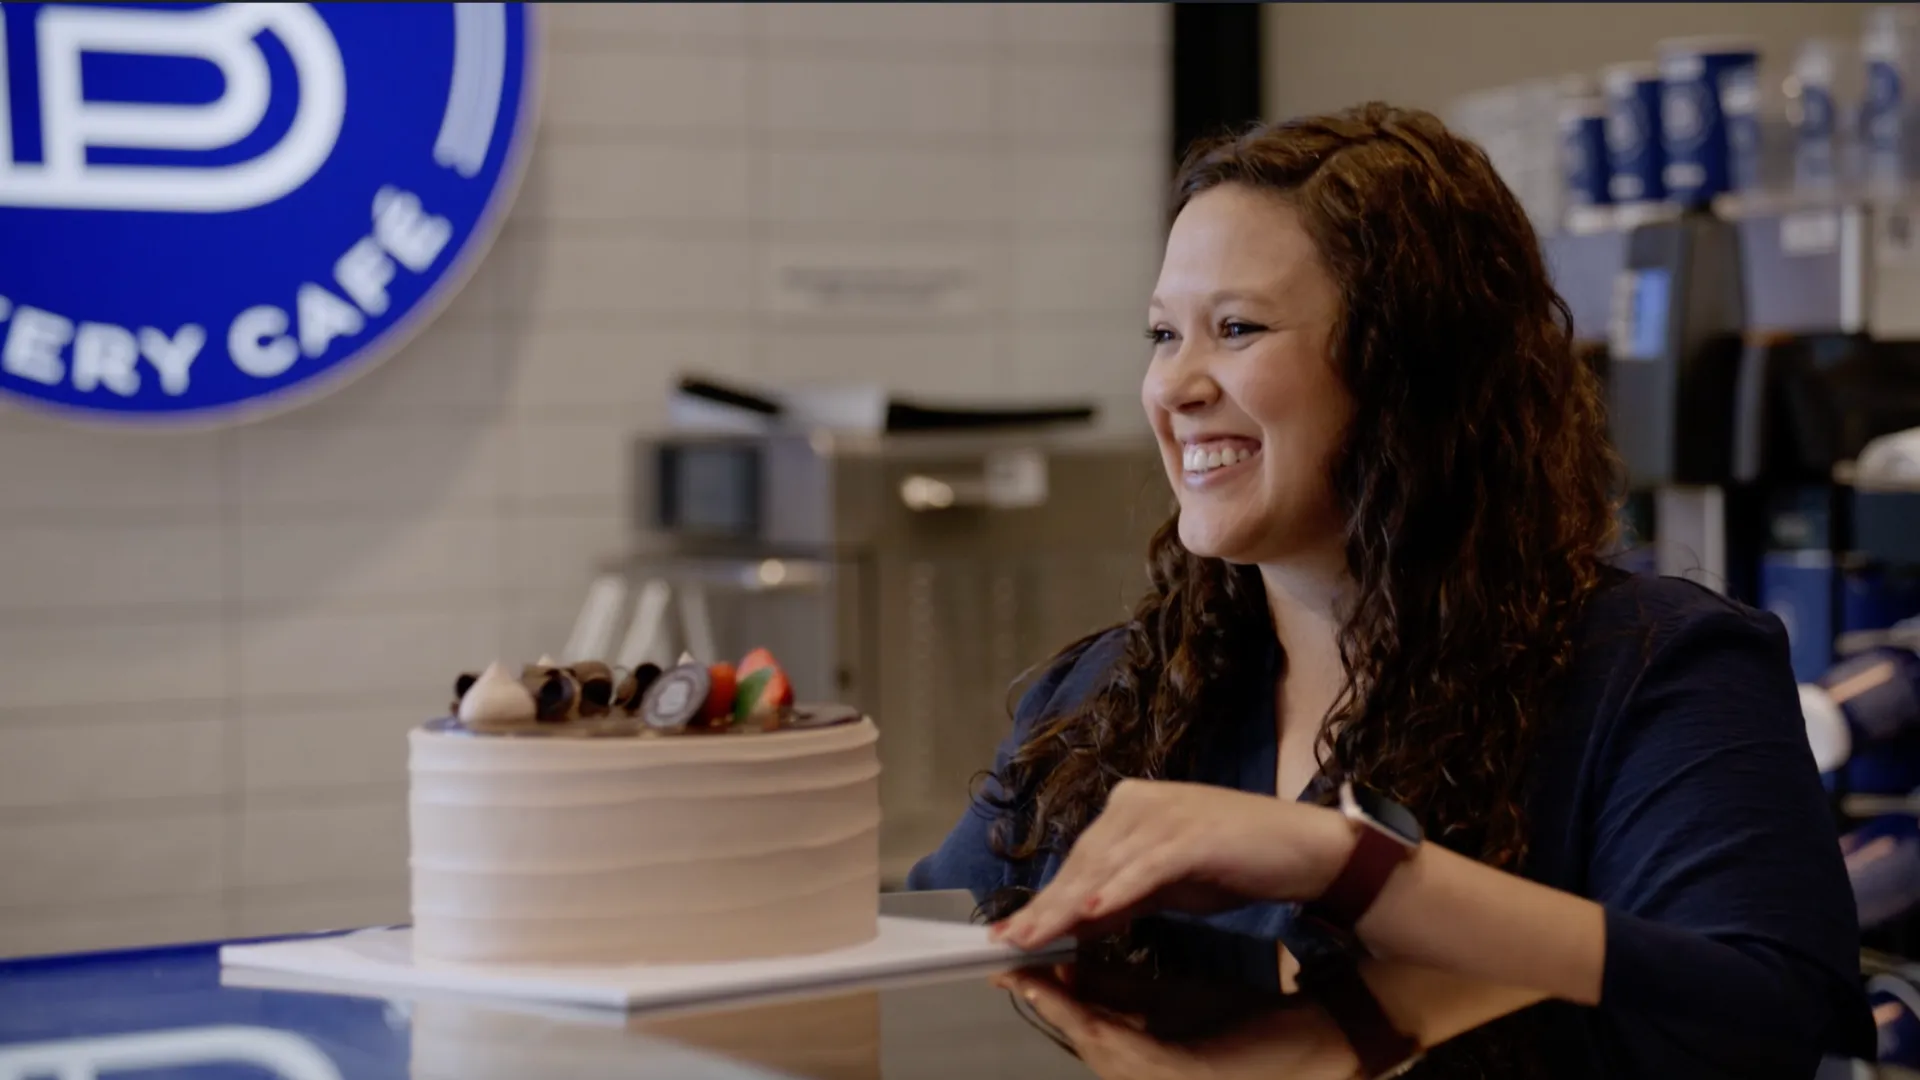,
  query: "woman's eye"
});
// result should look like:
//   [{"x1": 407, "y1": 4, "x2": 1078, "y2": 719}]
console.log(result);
[
  {"x1": 1144, "y1": 327, "x2": 1176, "y2": 345},
  {"x1": 1221, "y1": 320, "x2": 1265, "y2": 339}
]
